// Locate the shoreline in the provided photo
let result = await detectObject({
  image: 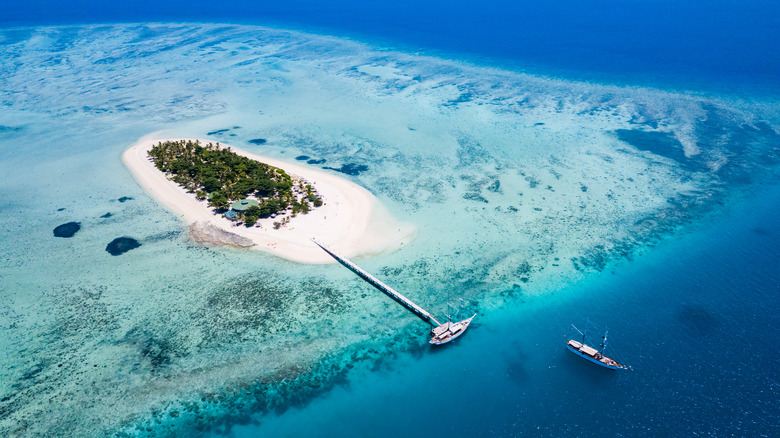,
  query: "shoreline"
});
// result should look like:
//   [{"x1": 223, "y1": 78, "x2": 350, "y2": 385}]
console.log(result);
[{"x1": 122, "y1": 135, "x2": 416, "y2": 263}]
